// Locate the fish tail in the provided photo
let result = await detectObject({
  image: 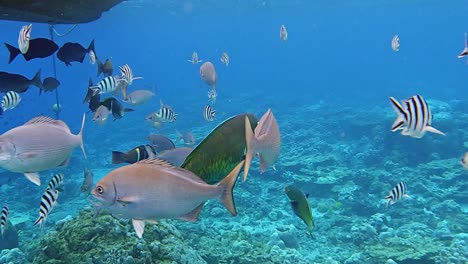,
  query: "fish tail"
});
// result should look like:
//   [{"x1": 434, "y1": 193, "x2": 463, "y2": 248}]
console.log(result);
[
  {"x1": 33, "y1": 215, "x2": 44, "y2": 230},
  {"x1": 4, "y1": 43, "x2": 20, "y2": 64},
  {"x1": 216, "y1": 160, "x2": 244, "y2": 217},
  {"x1": 32, "y1": 69, "x2": 43, "y2": 90},
  {"x1": 389, "y1": 97, "x2": 406, "y2": 131},
  {"x1": 111, "y1": 151, "x2": 127, "y2": 164},
  {"x1": 243, "y1": 115, "x2": 258, "y2": 182},
  {"x1": 384, "y1": 196, "x2": 392, "y2": 208},
  {"x1": 88, "y1": 39, "x2": 95, "y2": 53},
  {"x1": 78, "y1": 113, "x2": 86, "y2": 159}
]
